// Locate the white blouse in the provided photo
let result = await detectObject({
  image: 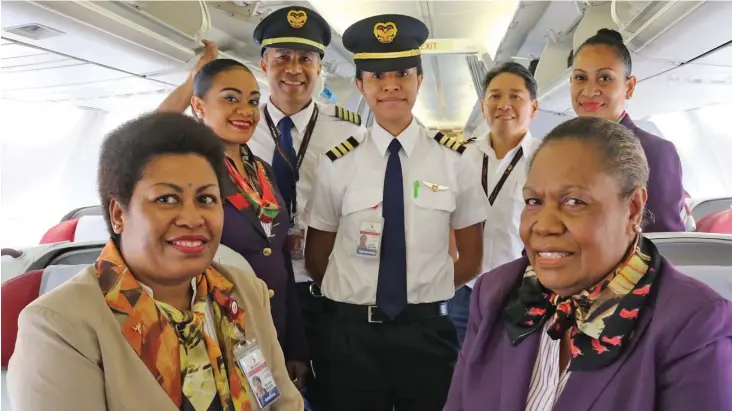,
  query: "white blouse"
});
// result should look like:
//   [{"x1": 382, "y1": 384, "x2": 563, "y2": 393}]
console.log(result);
[{"x1": 525, "y1": 321, "x2": 572, "y2": 411}]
